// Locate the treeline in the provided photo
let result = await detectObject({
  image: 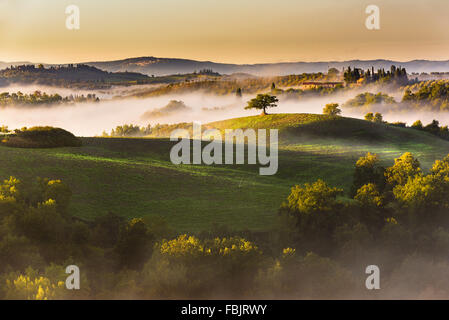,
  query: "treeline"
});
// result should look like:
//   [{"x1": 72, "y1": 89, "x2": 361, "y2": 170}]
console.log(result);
[
  {"x1": 103, "y1": 123, "x2": 192, "y2": 138},
  {"x1": 358, "y1": 108, "x2": 449, "y2": 141},
  {"x1": 3, "y1": 152, "x2": 449, "y2": 298},
  {"x1": 0, "y1": 91, "x2": 99, "y2": 107},
  {"x1": 409, "y1": 119, "x2": 449, "y2": 140},
  {"x1": 194, "y1": 69, "x2": 221, "y2": 76},
  {"x1": 363, "y1": 112, "x2": 449, "y2": 141},
  {"x1": 104, "y1": 124, "x2": 152, "y2": 137}
]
